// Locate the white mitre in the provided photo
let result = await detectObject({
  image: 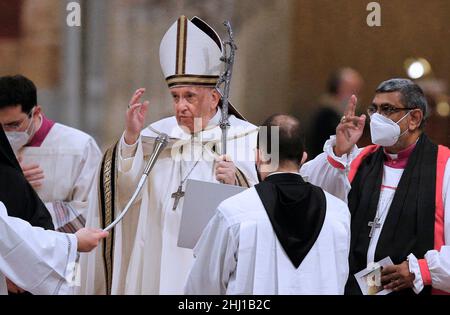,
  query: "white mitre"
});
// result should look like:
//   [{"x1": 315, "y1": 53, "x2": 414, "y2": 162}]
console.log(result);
[{"x1": 159, "y1": 15, "x2": 243, "y2": 119}]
